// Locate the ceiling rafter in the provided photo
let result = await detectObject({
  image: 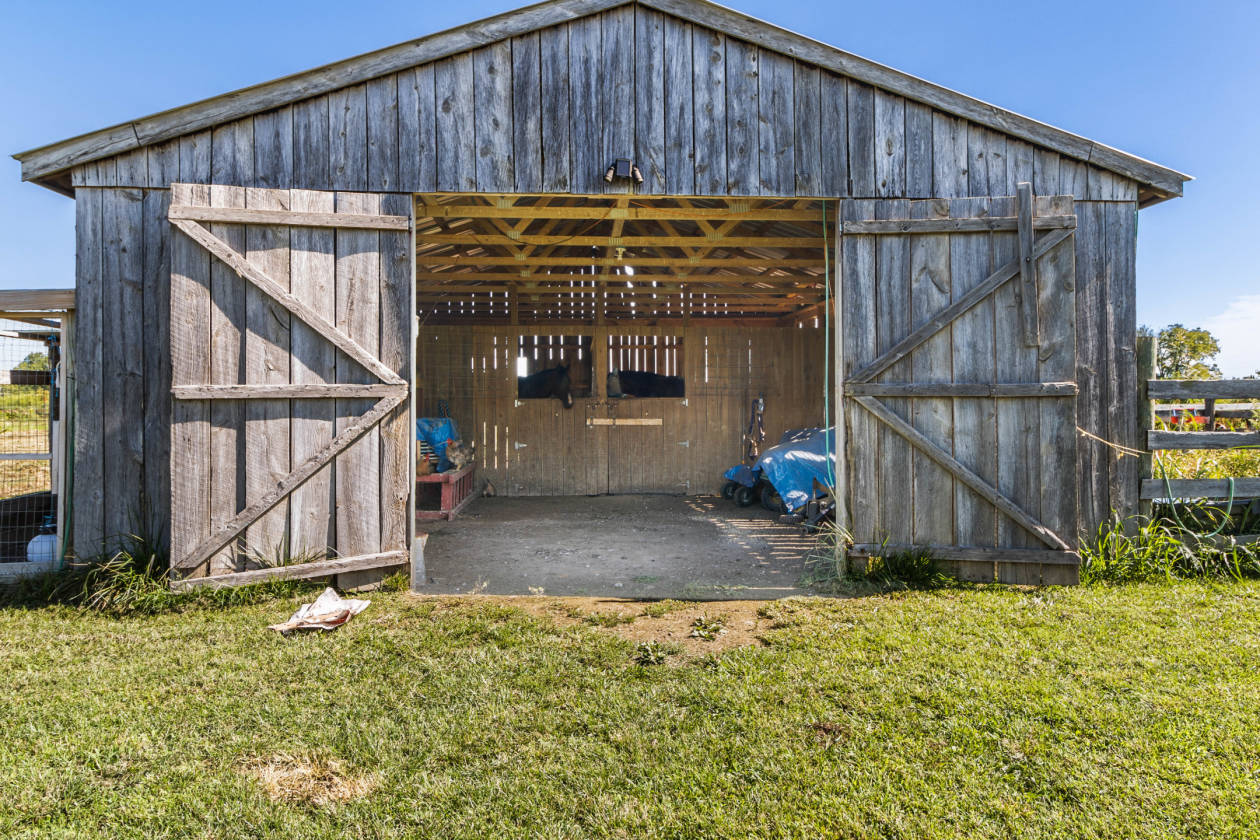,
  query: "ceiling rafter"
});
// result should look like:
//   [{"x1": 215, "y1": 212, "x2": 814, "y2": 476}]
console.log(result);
[{"x1": 414, "y1": 194, "x2": 831, "y2": 325}]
